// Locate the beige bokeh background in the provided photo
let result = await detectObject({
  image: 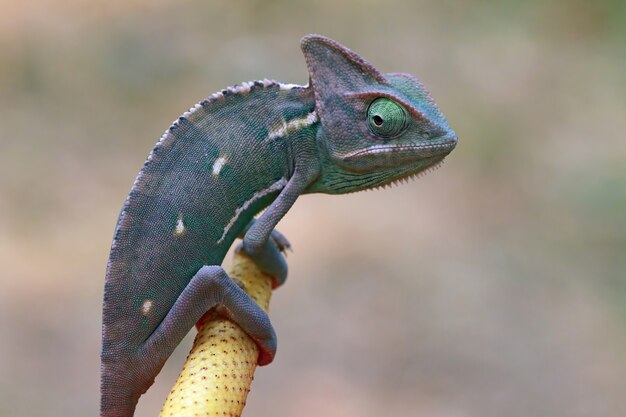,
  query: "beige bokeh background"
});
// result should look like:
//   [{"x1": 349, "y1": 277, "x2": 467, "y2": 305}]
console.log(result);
[{"x1": 1, "y1": 1, "x2": 625, "y2": 416}]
